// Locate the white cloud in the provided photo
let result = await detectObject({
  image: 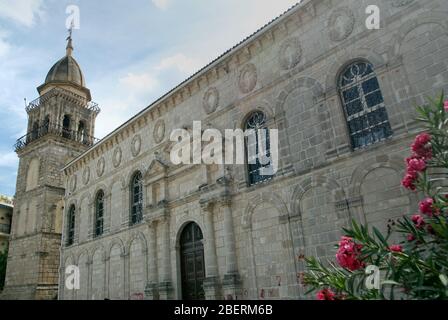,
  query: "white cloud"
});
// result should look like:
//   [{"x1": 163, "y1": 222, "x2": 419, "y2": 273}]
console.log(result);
[
  {"x1": 0, "y1": 36, "x2": 11, "y2": 58},
  {"x1": 119, "y1": 72, "x2": 159, "y2": 93},
  {"x1": 156, "y1": 53, "x2": 202, "y2": 75},
  {"x1": 0, "y1": 0, "x2": 45, "y2": 27},
  {"x1": 152, "y1": 0, "x2": 170, "y2": 10},
  {"x1": 0, "y1": 151, "x2": 18, "y2": 168}
]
